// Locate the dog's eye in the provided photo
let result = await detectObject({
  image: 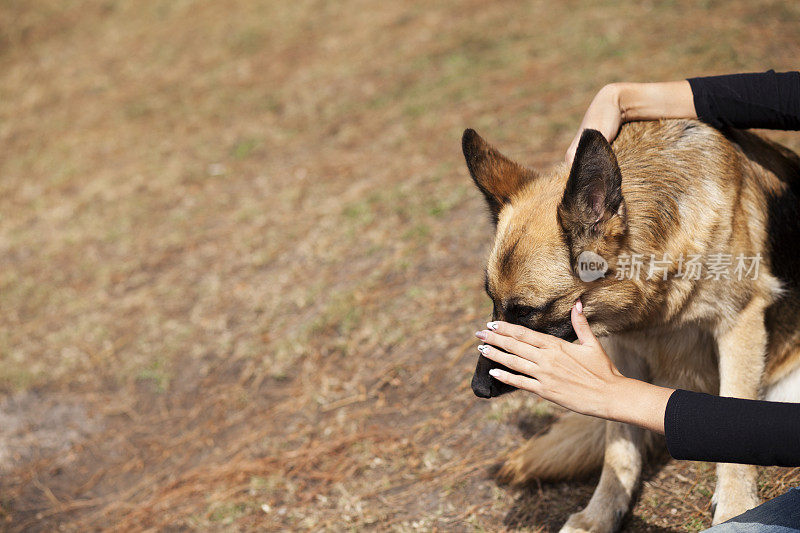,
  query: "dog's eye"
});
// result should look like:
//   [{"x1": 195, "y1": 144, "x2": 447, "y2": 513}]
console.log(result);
[
  {"x1": 507, "y1": 301, "x2": 553, "y2": 322},
  {"x1": 514, "y1": 305, "x2": 538, "y2": 320}
]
